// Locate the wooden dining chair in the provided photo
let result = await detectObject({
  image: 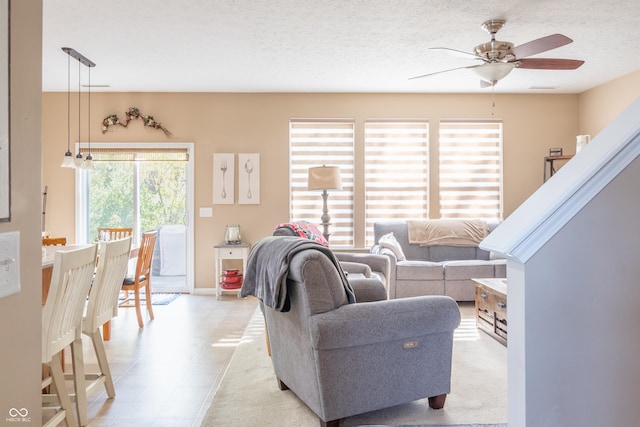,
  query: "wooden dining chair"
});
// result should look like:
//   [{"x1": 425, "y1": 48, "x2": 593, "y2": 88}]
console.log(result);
[
  {"x1": 66, "y1": 237, "x2": 132, "y2": 426},
  {"x1": 42, "y1": 237, "x2": 67, "y2": 246},
  {"x1": 98, "y1": 227, "x2": 133, "y2": 241},
  {"x1": 119, "y1": 230, "x2": 158, "y2": 328},
  {"x1": 41, "y1": 244, "x2": 97, "y2": 427}
]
